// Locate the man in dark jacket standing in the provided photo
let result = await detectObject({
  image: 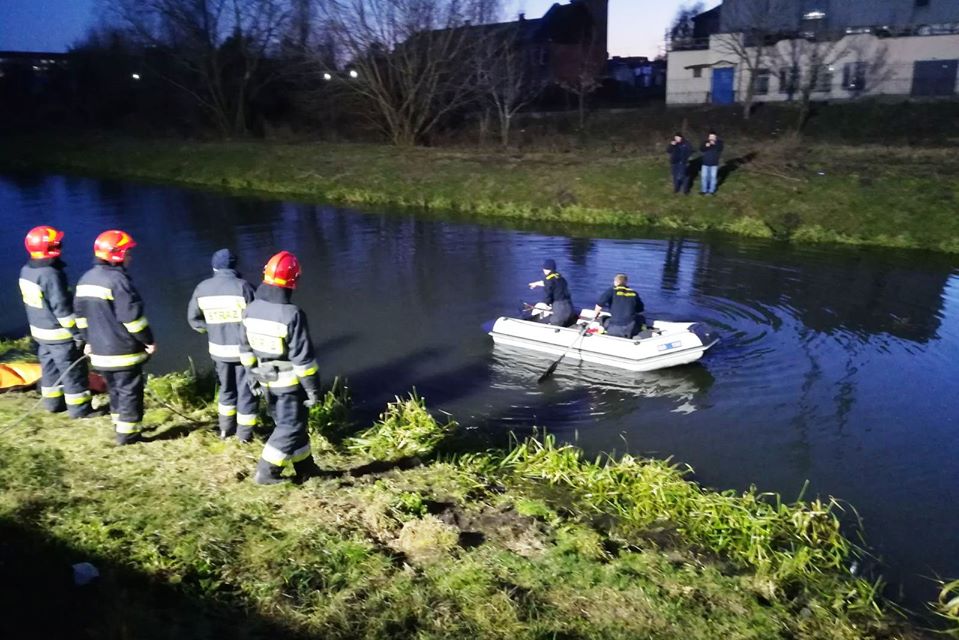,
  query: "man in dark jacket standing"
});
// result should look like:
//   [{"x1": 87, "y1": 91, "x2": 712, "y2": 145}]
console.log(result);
[
  {"x1": 239, "y1": 251, "x2": 322, "y2": 485},
  {"x1": 528, "y1": 259, "x2": 575, "y2": 326},
  {"x1": 75, "y1": 230, "x2": 156, "y2": 445},
  {"x1": 700, "y1": 130, "x2": 724, "y2": 195},
  {"x1": 188, "y1": 249, "x2": 257, "y2": 441},
  {"x1": 593, "y1": 273, "x2": 645, "y2": 338},
  {"x1": 666, "y1": 133, "x2": 692, "y2": 194},
  {"x1": 19, "y1": 226, "x2": 92, "y2": 418}
]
